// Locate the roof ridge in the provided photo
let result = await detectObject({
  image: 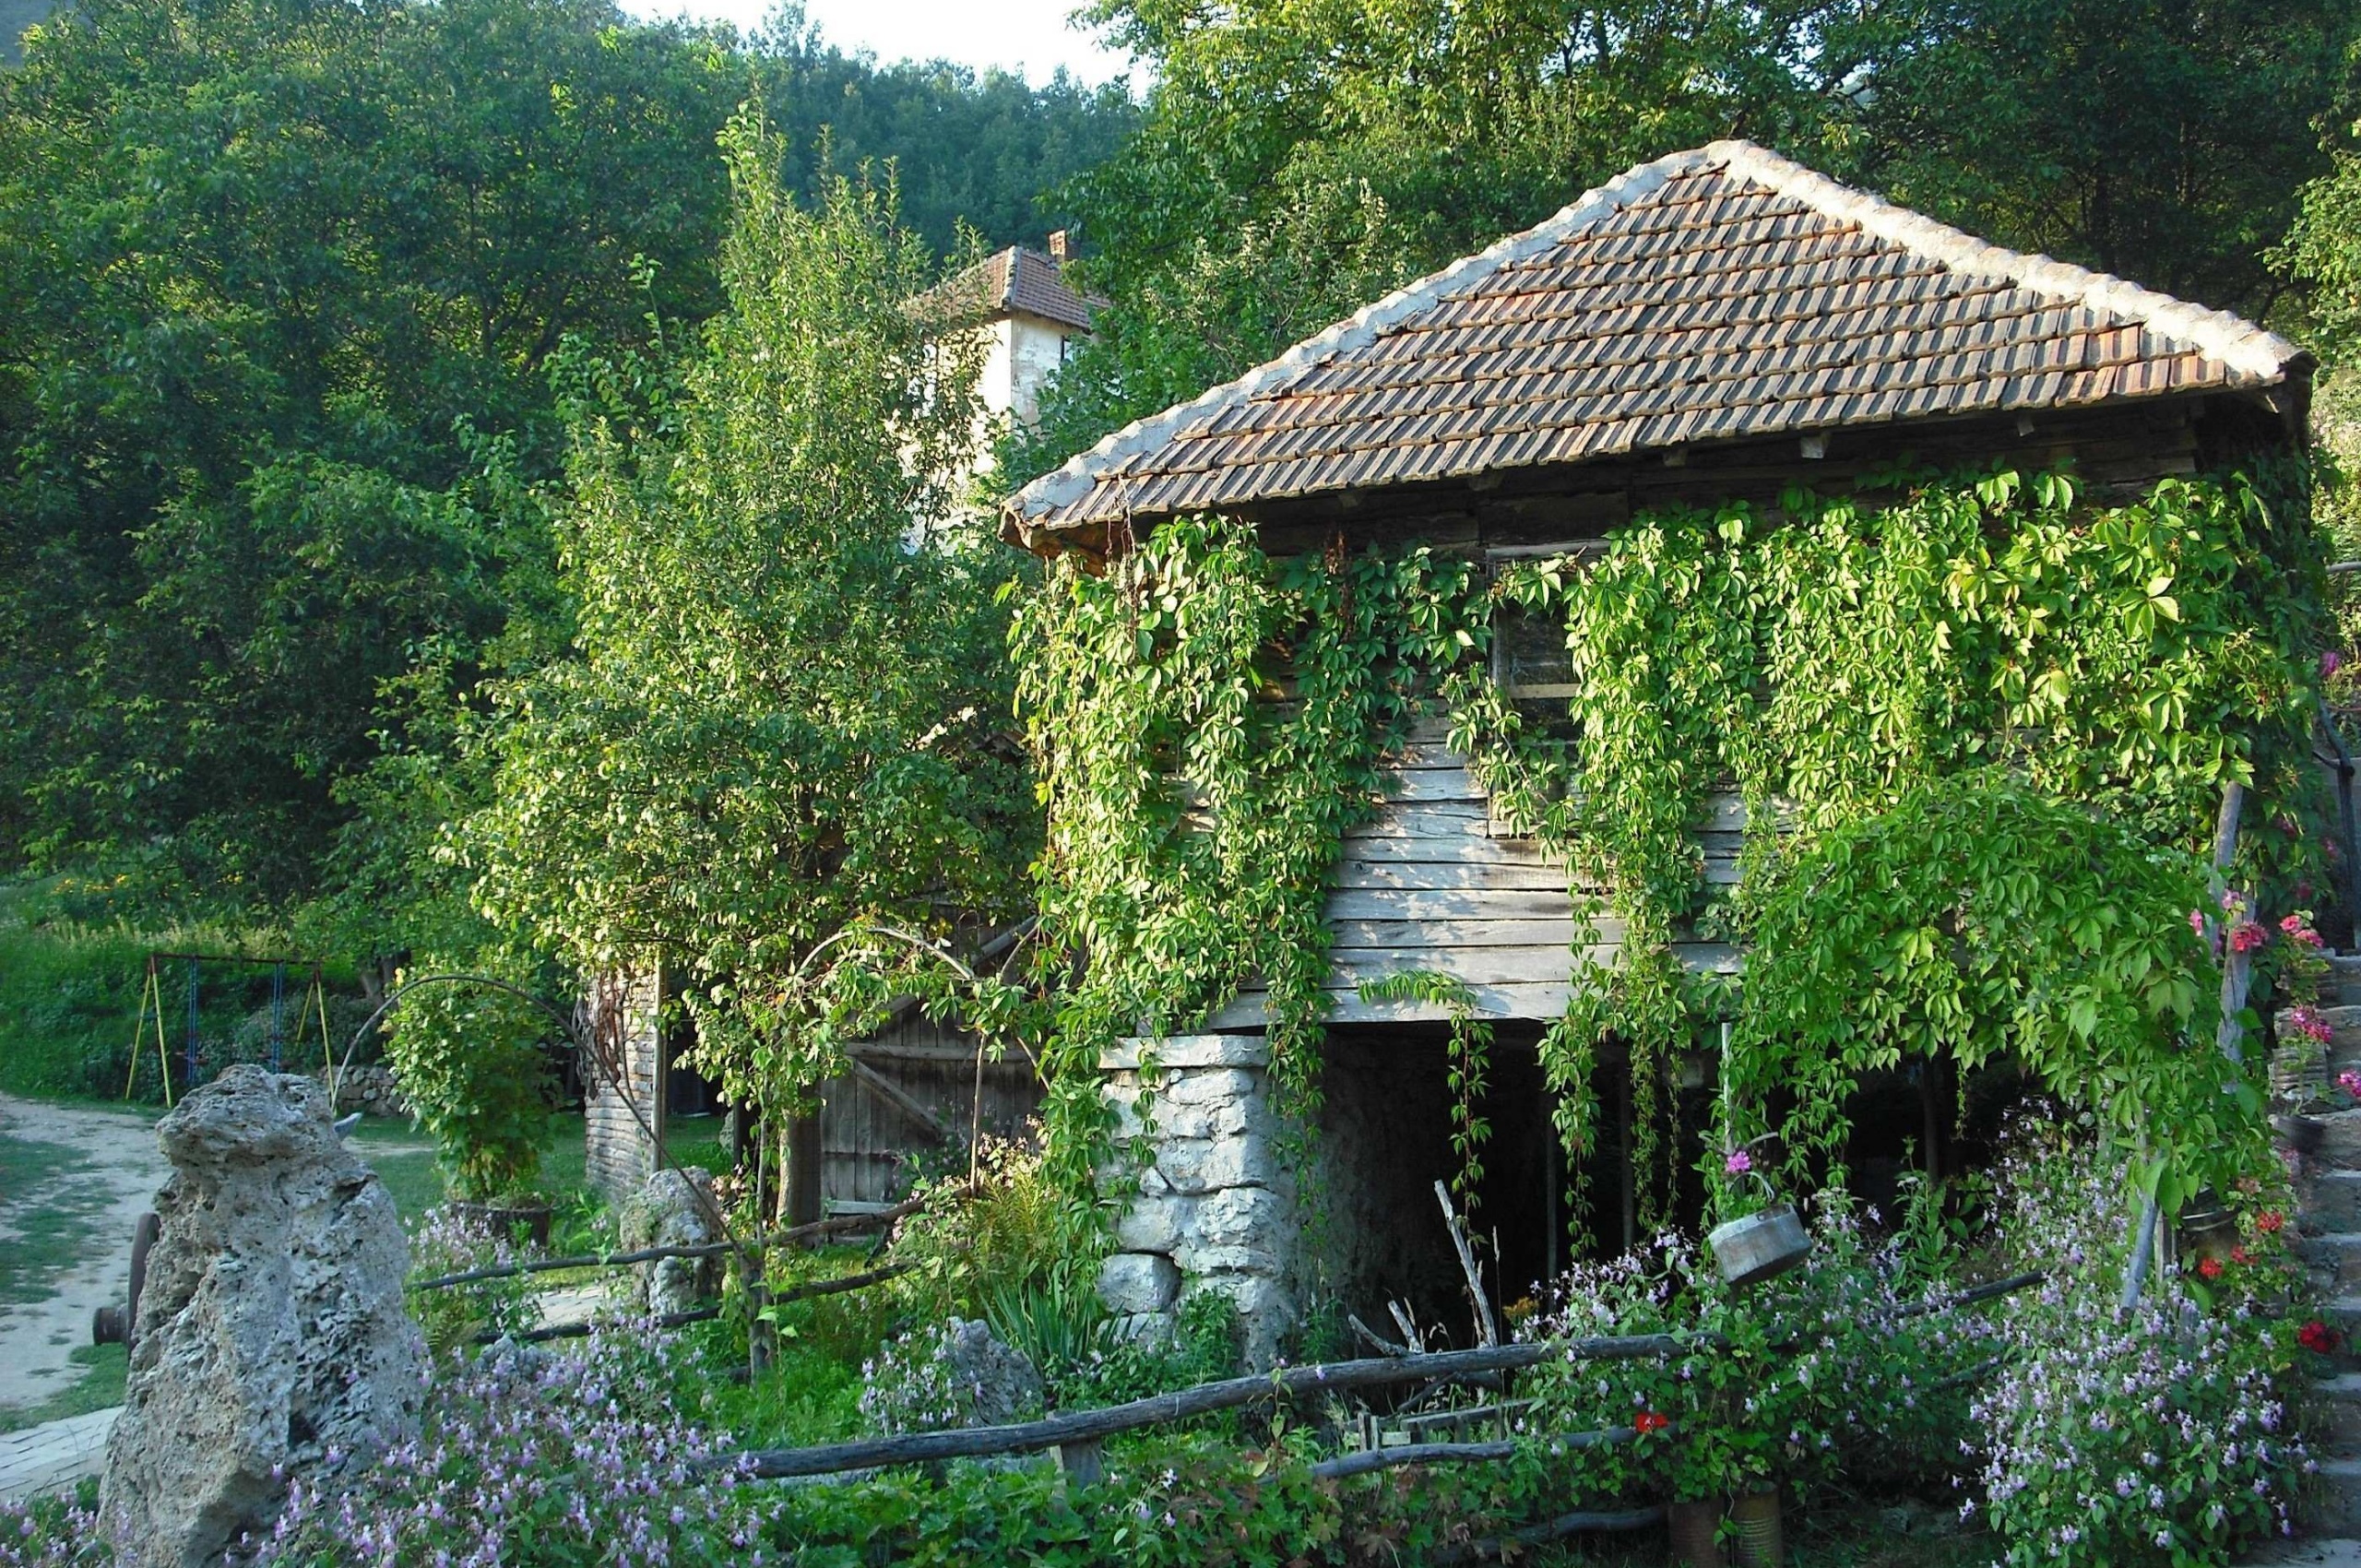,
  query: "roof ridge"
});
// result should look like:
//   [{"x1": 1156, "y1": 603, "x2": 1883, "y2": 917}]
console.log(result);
[
  {"x1": 1013, "y1": 145, "x2": 1717, "y2": 517},
  {"x1": 1702, "y1": 140, "x2": 2301, "y2": 380}
]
